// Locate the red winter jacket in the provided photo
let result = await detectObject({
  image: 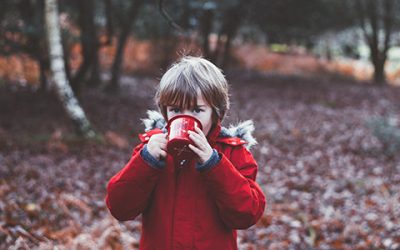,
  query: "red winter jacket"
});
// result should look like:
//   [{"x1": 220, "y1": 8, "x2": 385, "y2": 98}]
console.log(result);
[{"x1": 106, "y1": 121, "x2": 266, "y2": 250}]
